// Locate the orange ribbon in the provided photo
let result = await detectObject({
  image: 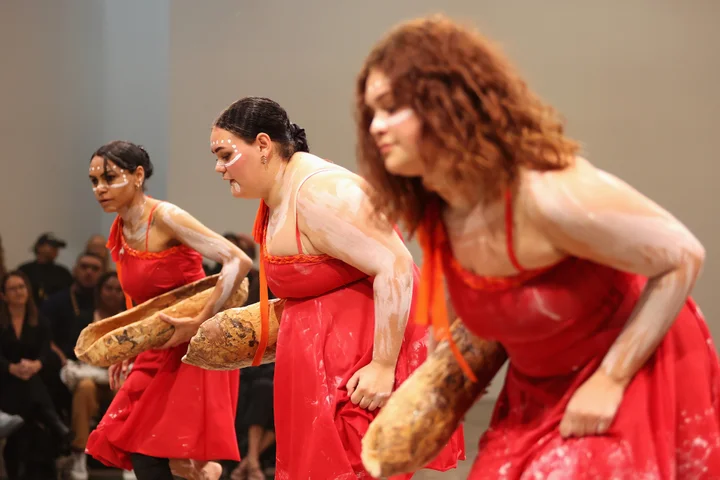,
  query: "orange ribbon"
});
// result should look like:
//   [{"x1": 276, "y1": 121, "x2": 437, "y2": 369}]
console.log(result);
[
  {"x1": 415, "y1": 203, "x2": 477, "y2": 382},
  {"x1": 251, "y1": 201, "x2": 270, "y2": 366}
]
